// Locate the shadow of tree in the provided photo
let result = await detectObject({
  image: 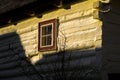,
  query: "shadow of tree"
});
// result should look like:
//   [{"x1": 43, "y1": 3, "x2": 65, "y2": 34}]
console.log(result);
[
  {"x1": 0, "y1": 32, "x2": 42, "y2": 80},
  {"x1": 34, "y1": 50, "x2": 102, "y2": 80}
]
